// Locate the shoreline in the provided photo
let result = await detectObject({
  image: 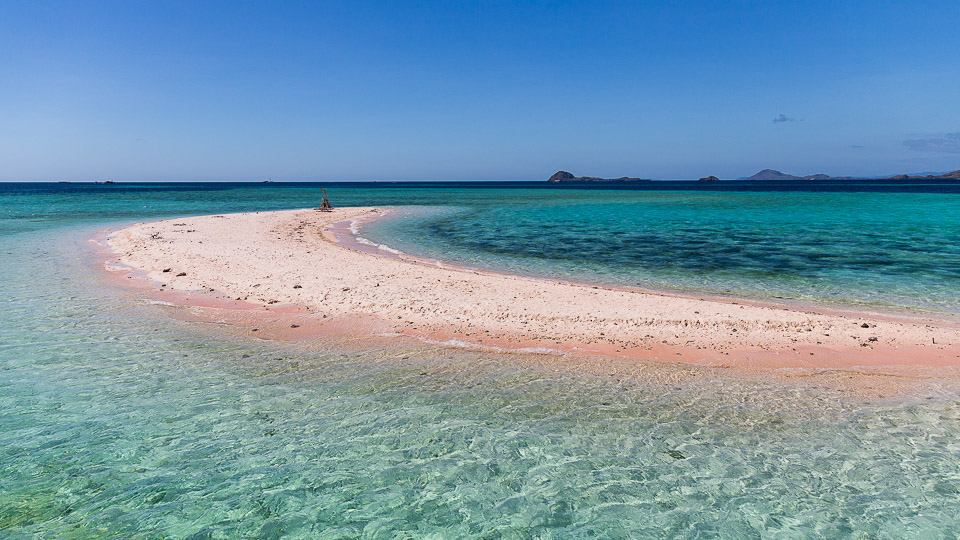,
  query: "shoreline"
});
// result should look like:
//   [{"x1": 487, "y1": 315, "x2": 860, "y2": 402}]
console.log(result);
[
  {"x1": 334, "y1": 208, "x2": 960, "y2": 328},
  {"x1": 101, "y1": 207, "x2": 960, "y2": 374}
]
